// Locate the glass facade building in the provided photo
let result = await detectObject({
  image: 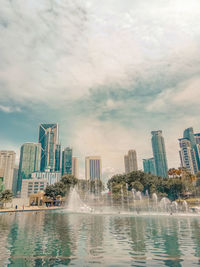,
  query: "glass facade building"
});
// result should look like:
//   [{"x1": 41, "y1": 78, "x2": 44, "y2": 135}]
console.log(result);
[
  {"x1": 62, "y1": 147, "x2": 72, "y2": 175},
  {"x1": 183, "y1": 127, "x2": 200, "y2": 170},
  {"x1": 38, "y1": 124, "x2": 60, "y2": 172},
  {"x1": 151, "y1": 131, "x2": 168, "y2": 178},
  {"x1": 143, "y1": 158, "x2": 156, "y2": 175},
  {"x1": 17, "y1": 143, "x2": 41, "y2": 193}
]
